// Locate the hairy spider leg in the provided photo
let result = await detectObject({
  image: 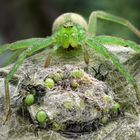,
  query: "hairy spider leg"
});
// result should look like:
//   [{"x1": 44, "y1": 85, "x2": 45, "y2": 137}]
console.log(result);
[
  {"x1": 0, "y1": 38, "x2": 44, "y2": 55},
  {"x1": 97, "y1": 64, "x2": 102, "y2": 73},
  {"x1": 88, "y1": 11, "x2": 140, "y2": 38},
  {"x1": 3, "y1": 50, "x2": 23, "y2": 67},
  {"x1": 44, "y1": 45, "x2": 60, "y2": 68},
  {"x1": 83, "y1": 46, "x2": 90, "y2": 65},
  {"x1": 85, "y1": 37, "x2": 140, "y2": 103},
  {"x1": 0, "y1": 38, "x2": 45, "y2": 67},
  {"x1": 93, "y1": 35, "x2": 140, "y2": 53},
  {"x1": 3, "y1": 37, "x2": 54, "y2": 124}
]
